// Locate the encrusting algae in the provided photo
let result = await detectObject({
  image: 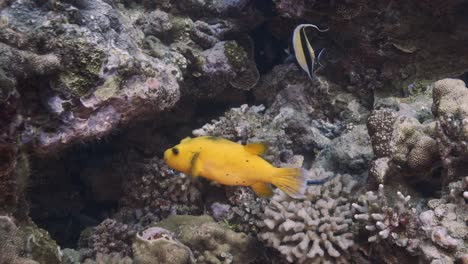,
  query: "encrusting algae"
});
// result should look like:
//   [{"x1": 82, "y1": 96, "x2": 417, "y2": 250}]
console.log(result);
[{"x1": 163, "y1": 136, "x2": 307, "y2": 198}]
